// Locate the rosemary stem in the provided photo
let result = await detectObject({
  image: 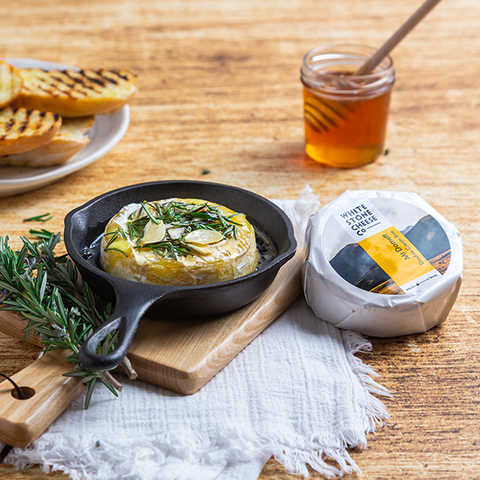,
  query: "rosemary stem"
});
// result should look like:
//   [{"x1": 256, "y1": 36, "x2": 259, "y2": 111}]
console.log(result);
[
  {"x1": 101, "y1": 371, "x2": 123, "y2": 392},
  {"x1": 120, "y1": 356, "x2": 138, "y2": 380}
]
